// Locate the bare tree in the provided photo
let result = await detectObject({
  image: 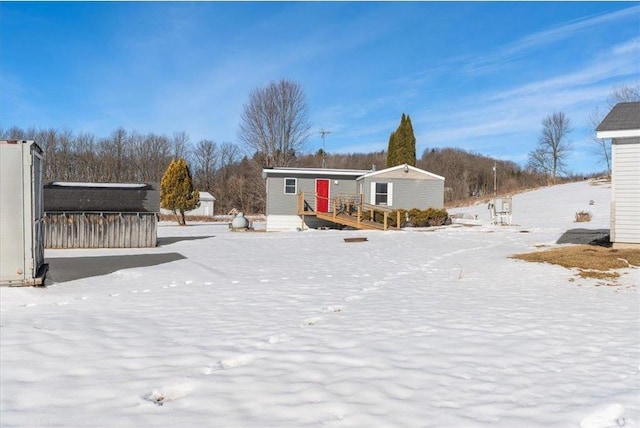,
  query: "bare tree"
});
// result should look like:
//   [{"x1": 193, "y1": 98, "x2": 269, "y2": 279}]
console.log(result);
[
  {"x1": 527, "y1": 112, "x2": 572, "y2": 184},
  {"x1": 238, "y1": 79, "x2": 311, "y2": 167},
  {"x1": 171, "y1": 131, "x2": 191, "y2": 161},
  {"x1": 589, "y1": 82, "x2": 640, "y2": 176},
  {"x1": 192, "y1": 139, "x2": 219, "y2": 193}
]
